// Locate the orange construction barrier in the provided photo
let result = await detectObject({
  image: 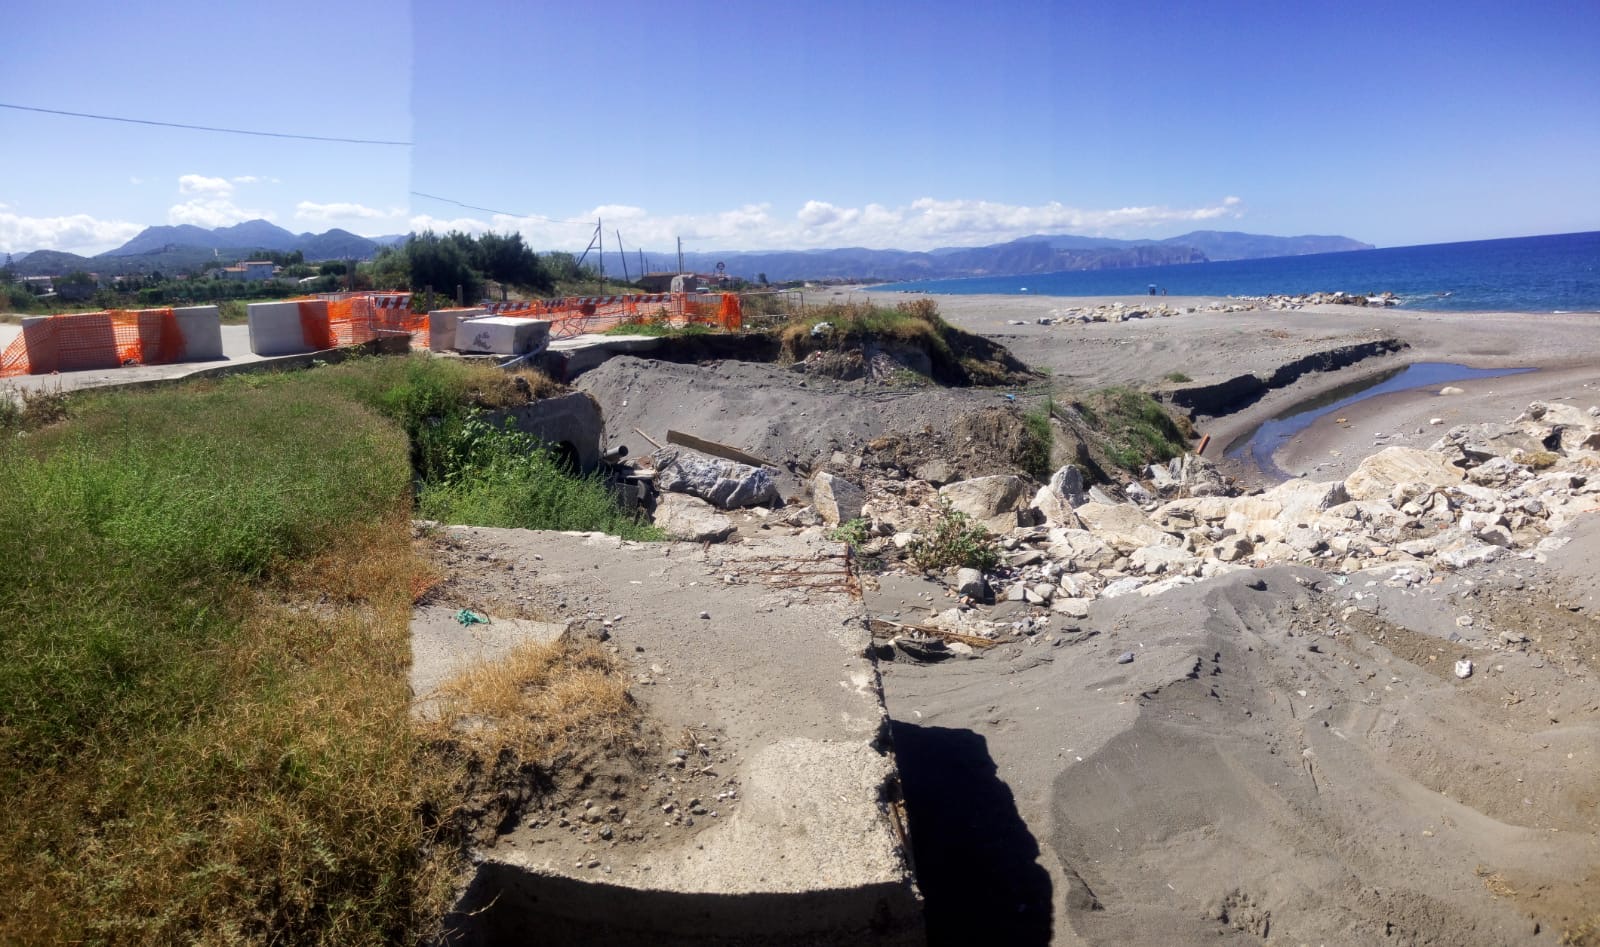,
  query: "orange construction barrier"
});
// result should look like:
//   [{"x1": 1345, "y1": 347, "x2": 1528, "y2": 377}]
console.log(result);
[
  {"x1": 0, "y1": 308, "x2": 186, "y2": 378},
  {"x1": 494, "y1": 292, "x2": 741, "y2": 339}
]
